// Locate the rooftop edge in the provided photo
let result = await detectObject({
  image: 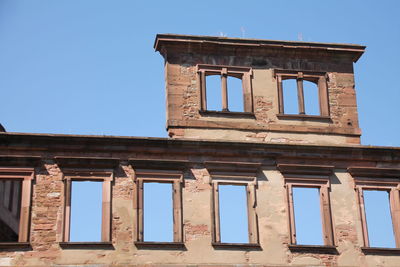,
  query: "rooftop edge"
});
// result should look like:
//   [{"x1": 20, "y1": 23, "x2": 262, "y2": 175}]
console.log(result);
[
  {"x1": 0, "y1": 131, "x2": 398, "y2": 153},
  {"x1": 154, "y1": 33, "x2": 366, "y2": 62}
]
